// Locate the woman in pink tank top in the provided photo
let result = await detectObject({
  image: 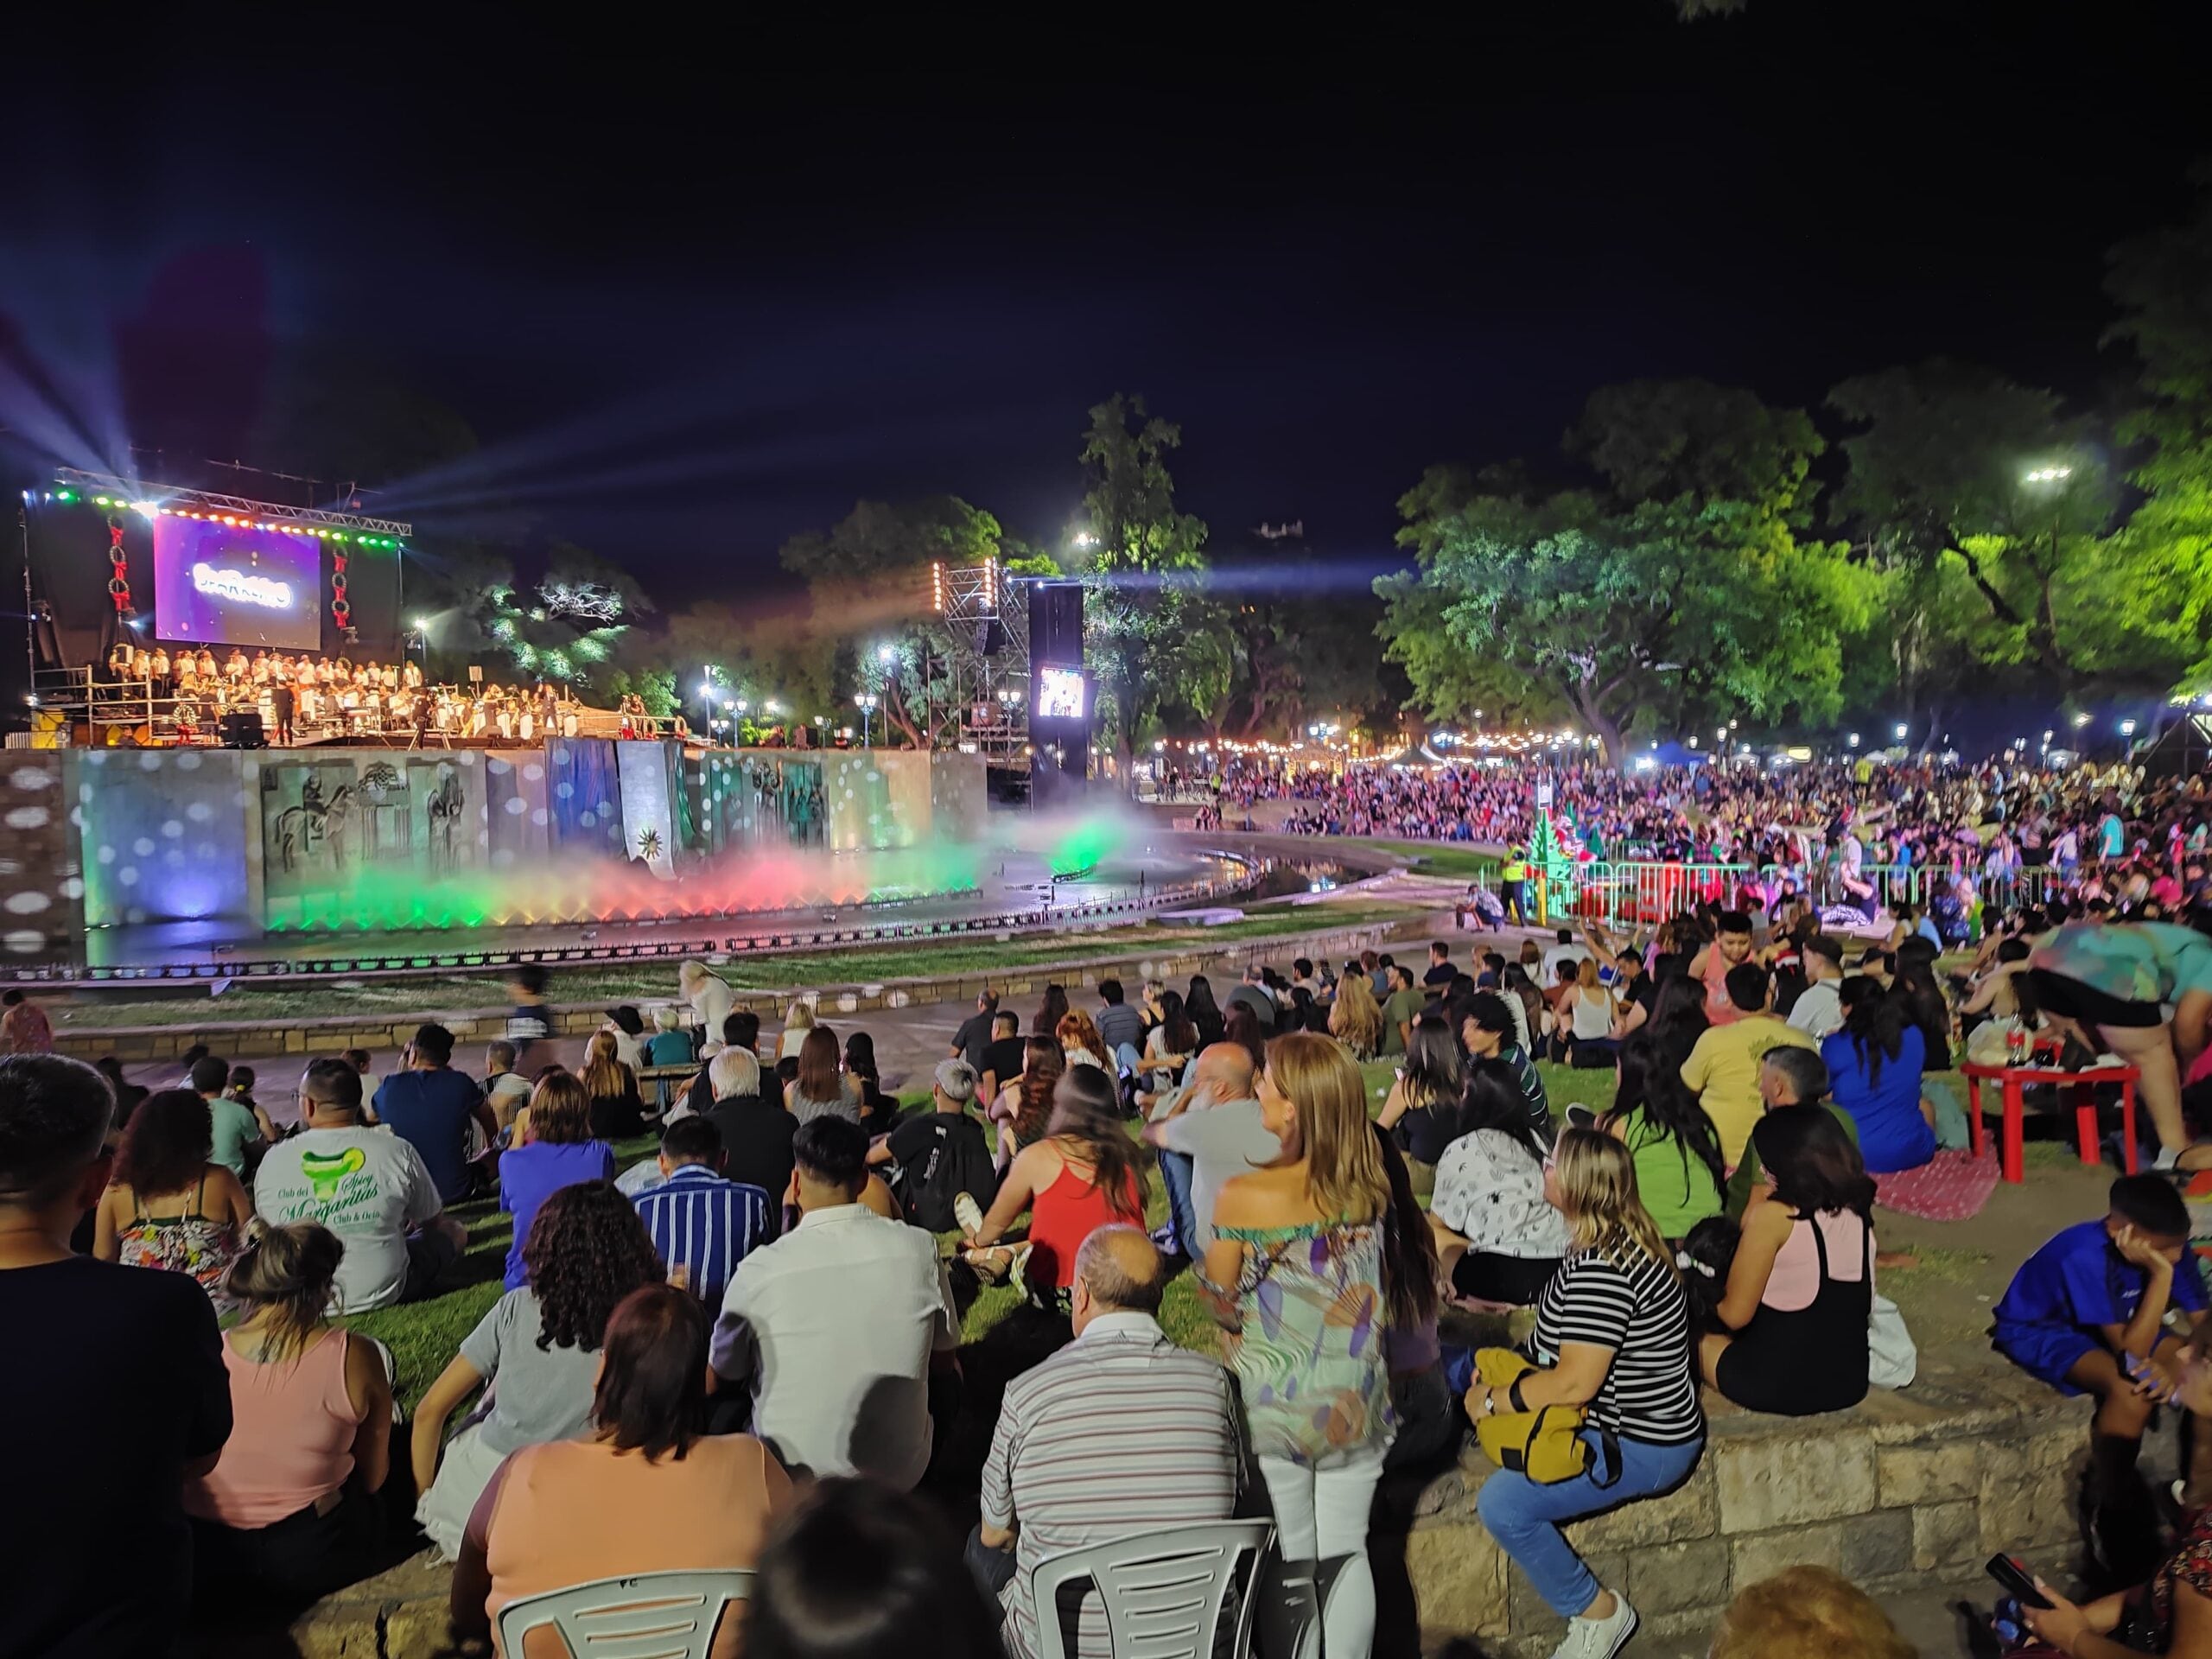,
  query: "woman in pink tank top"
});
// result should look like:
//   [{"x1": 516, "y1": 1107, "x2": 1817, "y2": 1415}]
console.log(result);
[
  {"x1": 184, "y1": 1223, "x2": 394, "y2": 1601},
  {"x1": 1700, "y1": 1109, "x2": 1874, "y2": 1416}
]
